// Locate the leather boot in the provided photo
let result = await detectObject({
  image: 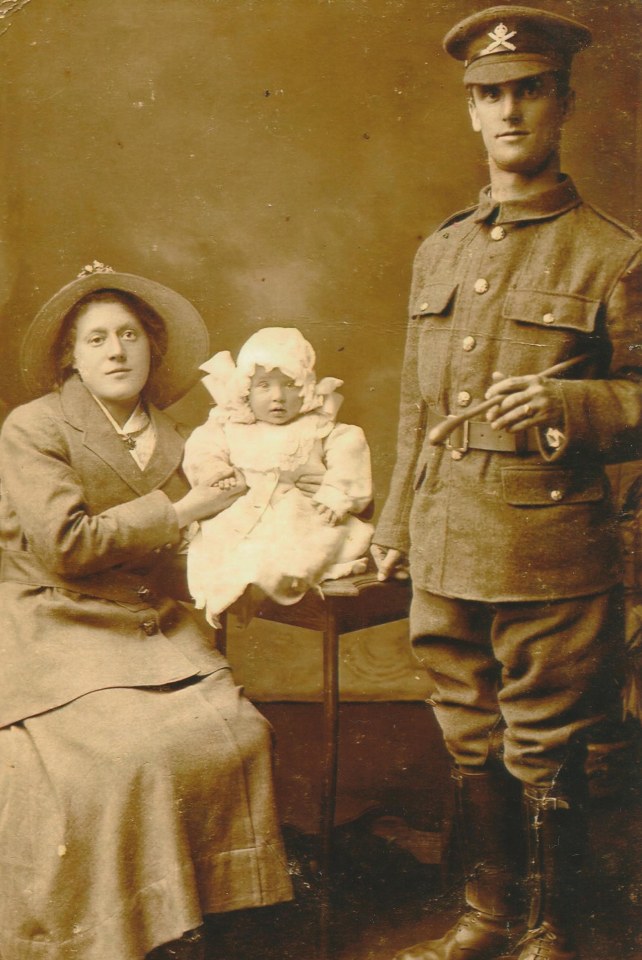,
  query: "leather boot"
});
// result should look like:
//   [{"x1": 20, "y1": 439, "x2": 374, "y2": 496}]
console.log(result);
[
  {"x1": 393, "y1": 765, "x2": 523, "y2": 960},
  {"x1": 511, "y1": 783, "x2": 587, "y2": 960}
]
